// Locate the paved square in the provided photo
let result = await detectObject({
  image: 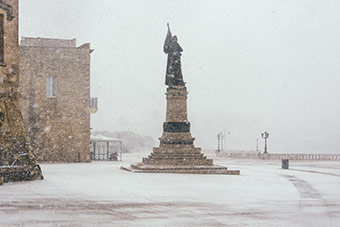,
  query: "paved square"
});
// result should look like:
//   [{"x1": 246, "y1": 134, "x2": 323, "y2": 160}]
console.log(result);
[{"x1": 1, "y1": 153, "x2": 339, "y2": 226}]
